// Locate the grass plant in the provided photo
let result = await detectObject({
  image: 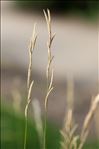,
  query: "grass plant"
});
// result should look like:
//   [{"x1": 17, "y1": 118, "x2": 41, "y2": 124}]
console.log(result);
[
  {"x1": 23, "y1": 9, "x2": 99, "y2": 149},
  {"x1": 60, "y1": 94, "x2": 99, "y2": 149},
  {"x1": 2, "y1": 9, "x2": 99, "y2": 149},
  {"x1": 43, "y1": 9, "x2": 55, "y2": 149},
  {"x1": 24, "y1": 24, "x2": 37, "y2": 149}
]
